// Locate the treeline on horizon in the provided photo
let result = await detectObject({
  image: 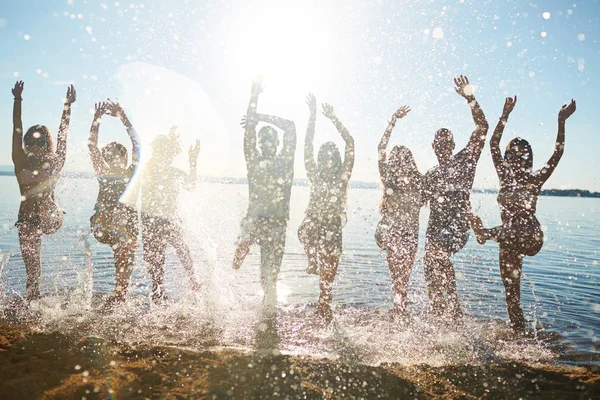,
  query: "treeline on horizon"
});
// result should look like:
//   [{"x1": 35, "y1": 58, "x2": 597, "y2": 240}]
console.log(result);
[{"x1": 0, "y1": 168, "x2": 598, "y2": 198}]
